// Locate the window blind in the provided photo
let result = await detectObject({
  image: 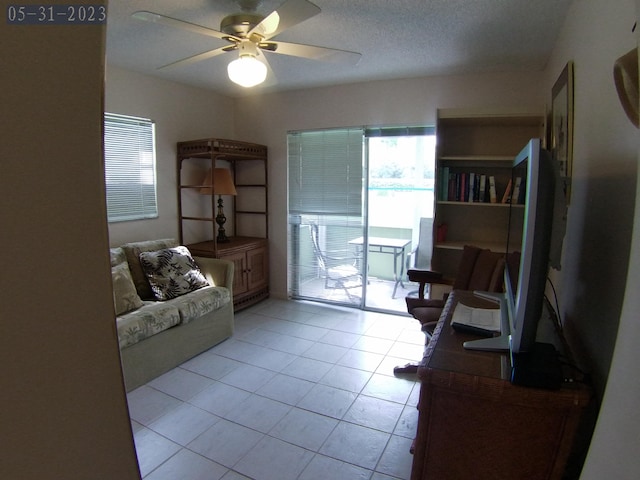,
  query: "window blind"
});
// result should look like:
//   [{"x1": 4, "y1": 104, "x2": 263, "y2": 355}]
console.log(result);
[
  {"x1": 365, "y1": 126, "x2": 435, "y2": 137},
  {"x1": 288, "y1": 128, "x2": 364, "y2": 216},
  {"x1": 104, "y1": 113, "x2": 158, "y2": 222}
]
